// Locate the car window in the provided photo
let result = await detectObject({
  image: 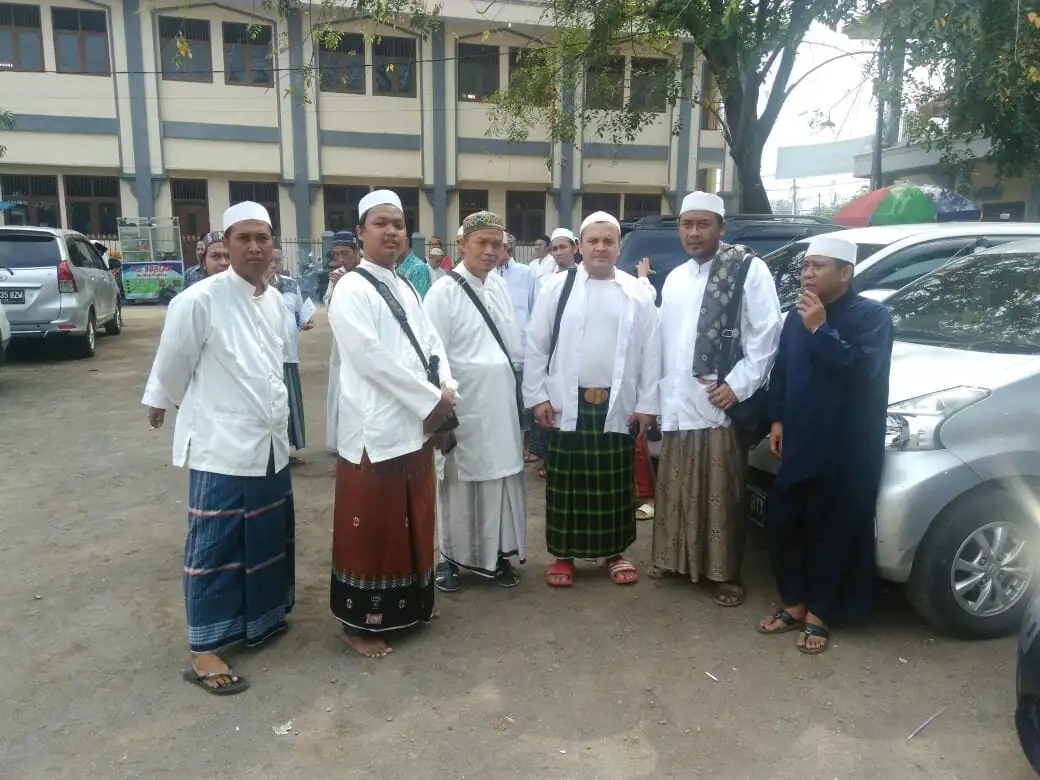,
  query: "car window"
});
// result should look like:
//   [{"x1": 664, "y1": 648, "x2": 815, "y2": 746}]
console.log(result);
[
  {"x1": 855, "y1": 238, "x2": 975, "y2": 292},
  {"x1": 766, "y1": 241, "x2": 888, "y2": 309},
  {"x1": 65, "y1": 239, "x2": 92, "y2": 268},
  {"x1": 887, "y1": 251, "x2": 1040, "y2": 352},
  {"x1": 616, "y1": 229, "x2": 688, "y2": 303},
  {"x1": 78, "y1": 239, "x2": 106, "y2": 269},
  {"x1": 0, "y1": 233, "x2": 62, "y2": 268}
]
